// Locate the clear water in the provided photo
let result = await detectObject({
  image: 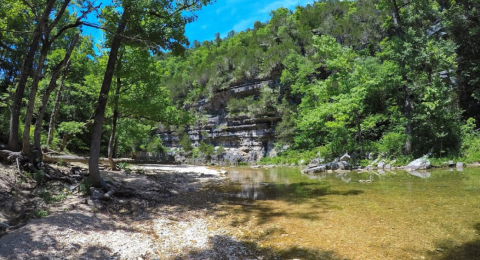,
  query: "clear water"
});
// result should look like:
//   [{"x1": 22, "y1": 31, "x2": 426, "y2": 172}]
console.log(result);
[{"x1": 217, "y1": 166, "x2": 480, "y2": 260}]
